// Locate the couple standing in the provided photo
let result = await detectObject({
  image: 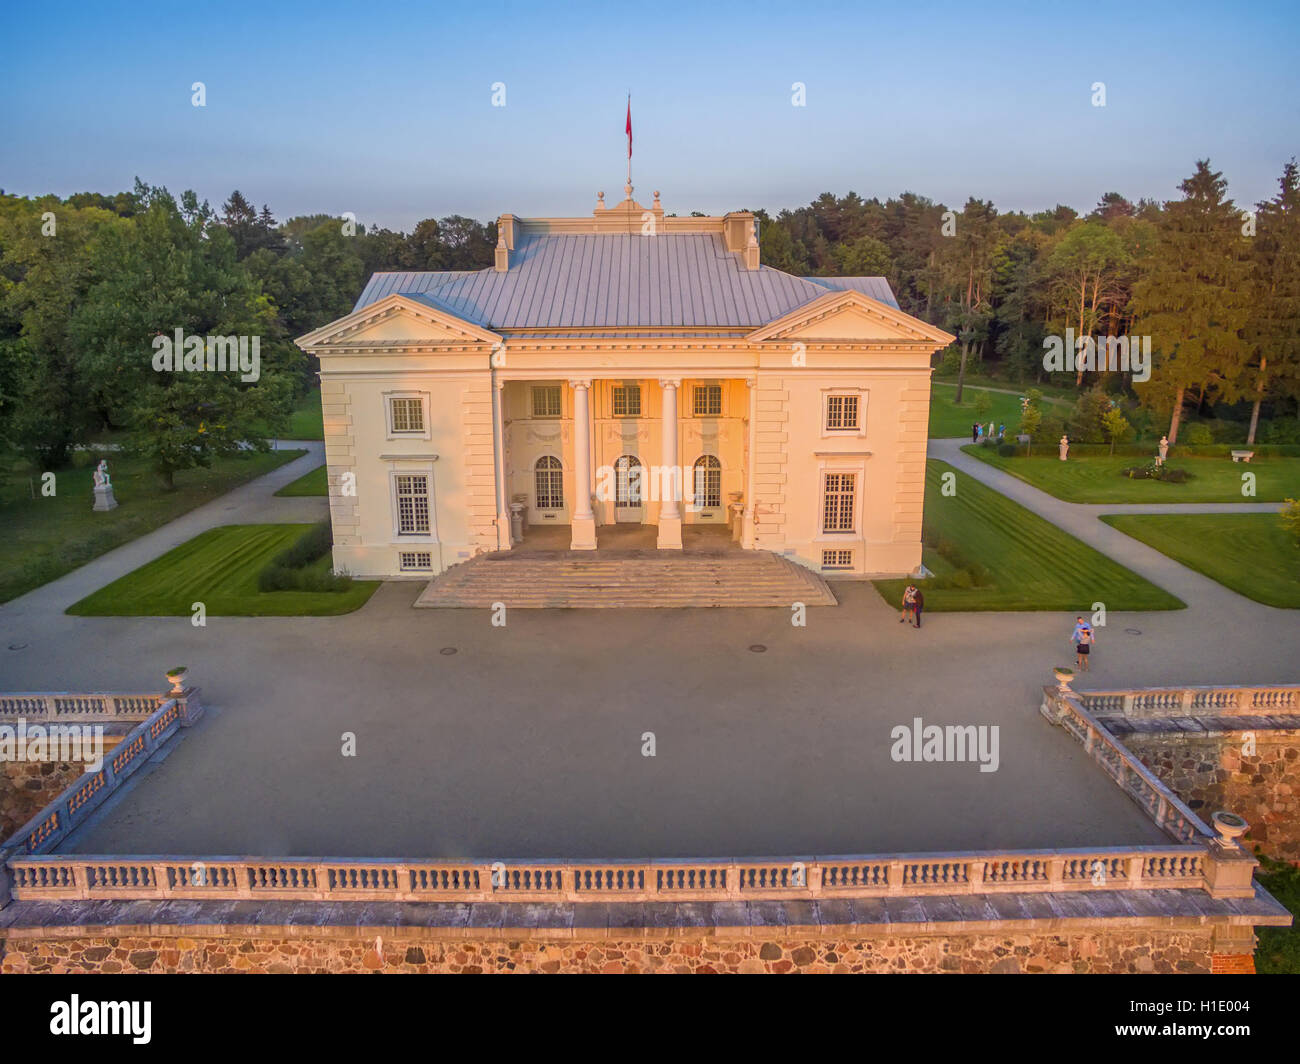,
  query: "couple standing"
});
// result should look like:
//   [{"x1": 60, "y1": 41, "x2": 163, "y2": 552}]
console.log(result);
[
  {"x1": 900, "y1": 585, "x2": 924, "y2": 628},
  {"x1": 1072, "y1": 616, "x2": 1095, "y2": 670}
]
